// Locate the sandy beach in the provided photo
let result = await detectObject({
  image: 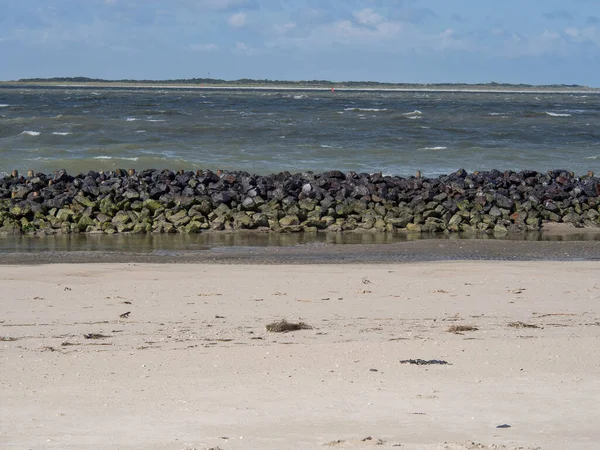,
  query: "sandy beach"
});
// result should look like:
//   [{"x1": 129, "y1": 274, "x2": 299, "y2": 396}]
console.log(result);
[{"x1": 1, "y1": 261, "x2": 600, "y2": 449}]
